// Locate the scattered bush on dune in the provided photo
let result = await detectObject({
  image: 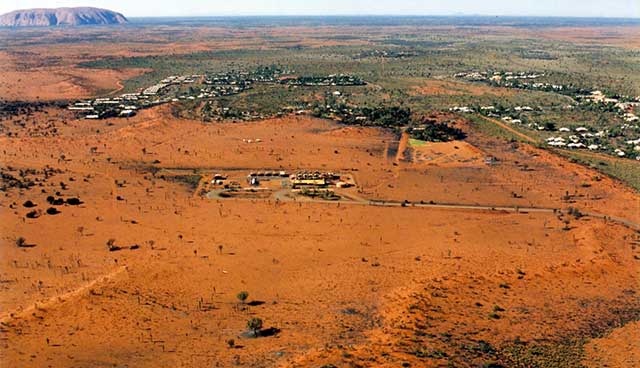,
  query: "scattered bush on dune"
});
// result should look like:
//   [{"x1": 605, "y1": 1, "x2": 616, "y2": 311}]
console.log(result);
[
  {"x1": 247, "y1": 317, "x2": 263, "y2": 337},
  {"x1": 237, "y1": 291, "x2": 249, "y2": 304},
  {"x1": 46, "y1": 207, "x2": 60, "y2": 215}
]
